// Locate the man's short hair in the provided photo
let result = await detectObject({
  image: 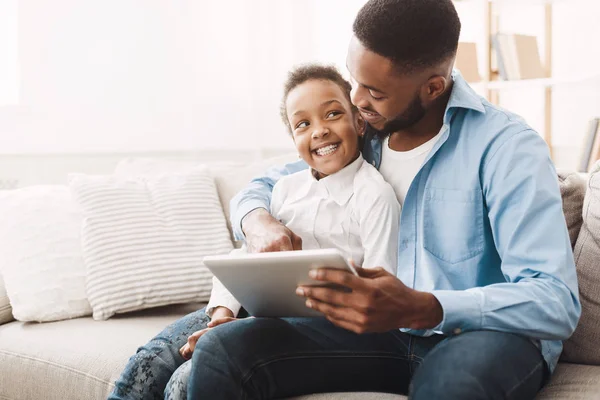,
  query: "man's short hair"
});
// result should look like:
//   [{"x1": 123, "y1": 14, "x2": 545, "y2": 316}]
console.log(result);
[
  {"x1": 280, "y1": 64, "x2": 356, "y2": 134},
  {"x1": 353, "y1": 0, "x2": 461, "y2": 74}
]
